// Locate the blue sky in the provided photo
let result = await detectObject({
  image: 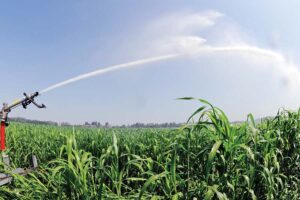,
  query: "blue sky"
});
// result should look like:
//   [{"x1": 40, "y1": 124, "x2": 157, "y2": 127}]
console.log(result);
[{"x1": 1, "y1": 1, "x2": 300, "y2": 124}]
